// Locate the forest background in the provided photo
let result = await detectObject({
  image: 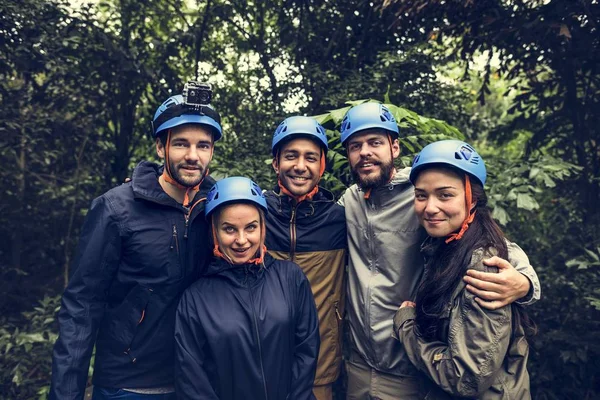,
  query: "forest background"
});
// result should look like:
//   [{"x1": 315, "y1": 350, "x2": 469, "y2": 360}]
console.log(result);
[{"x1": 1, "y1": 0, "x2": 599, "y2": 398}]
